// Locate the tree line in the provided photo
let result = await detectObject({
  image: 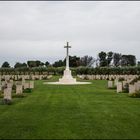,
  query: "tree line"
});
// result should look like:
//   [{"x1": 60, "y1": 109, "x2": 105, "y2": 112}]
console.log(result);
[
  {"x1": 98, "y1": 52, "x2": 136, "y2": 67},
  {"x1": 1, "y1": 66, "x2": 140, "y2": 76},
  {"x1": 1, "y1": 55, "x2": 94, "y2": 68},
  {"x1": 1, "y1": 51, "x2": 138, "y2": 69}
]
